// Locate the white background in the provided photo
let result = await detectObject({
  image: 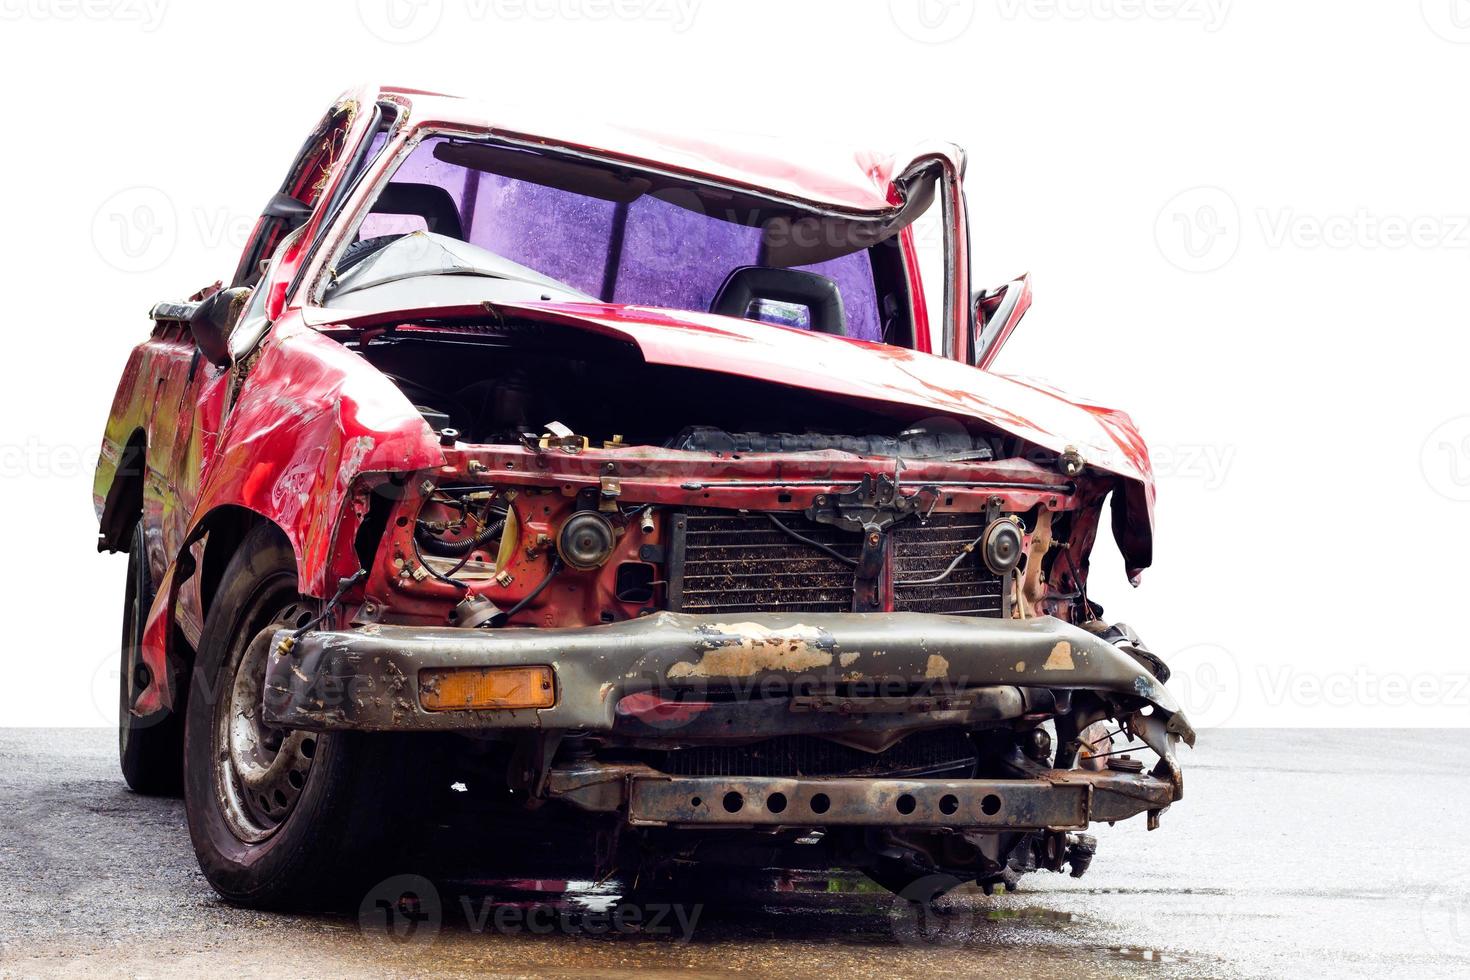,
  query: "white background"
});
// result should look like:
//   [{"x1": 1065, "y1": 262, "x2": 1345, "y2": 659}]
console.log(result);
[{"x1": 1, "y1": 0, "x2": 1466, "y2": 728}]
